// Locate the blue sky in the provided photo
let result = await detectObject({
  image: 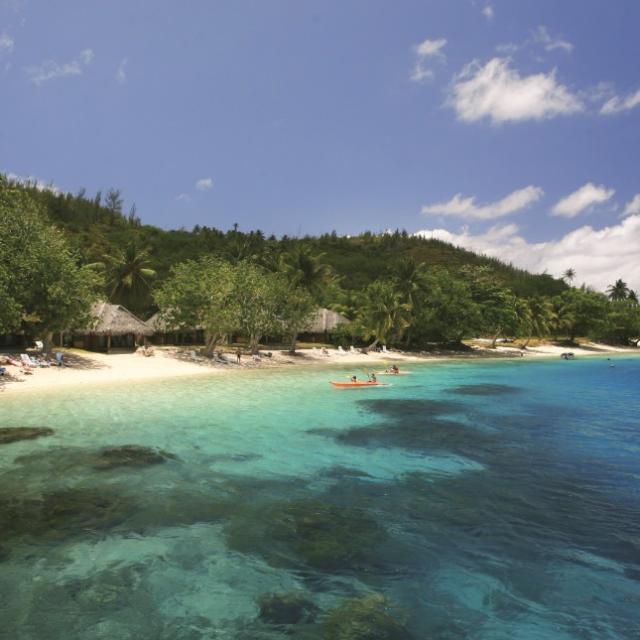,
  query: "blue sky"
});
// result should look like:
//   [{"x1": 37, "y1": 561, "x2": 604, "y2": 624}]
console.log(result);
[{"x1": 1, "y1": 0, "x2": 639, "y2": 291}]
